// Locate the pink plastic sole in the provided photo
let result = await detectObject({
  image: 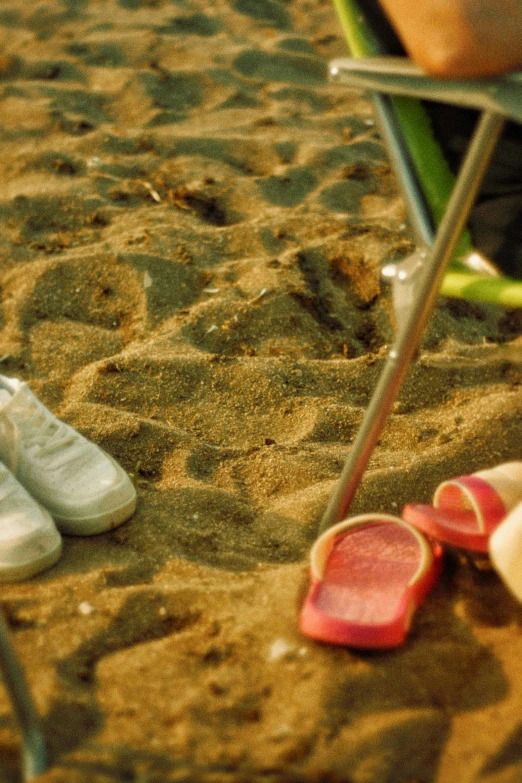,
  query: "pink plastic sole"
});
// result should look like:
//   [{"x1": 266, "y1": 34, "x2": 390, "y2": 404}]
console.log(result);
[
  {"x1": 300, "y1": 521, "x2": 443, "y2": 648},
  {"x1": 404, "y1": 475, "x2": 506, "y2": 552}
]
